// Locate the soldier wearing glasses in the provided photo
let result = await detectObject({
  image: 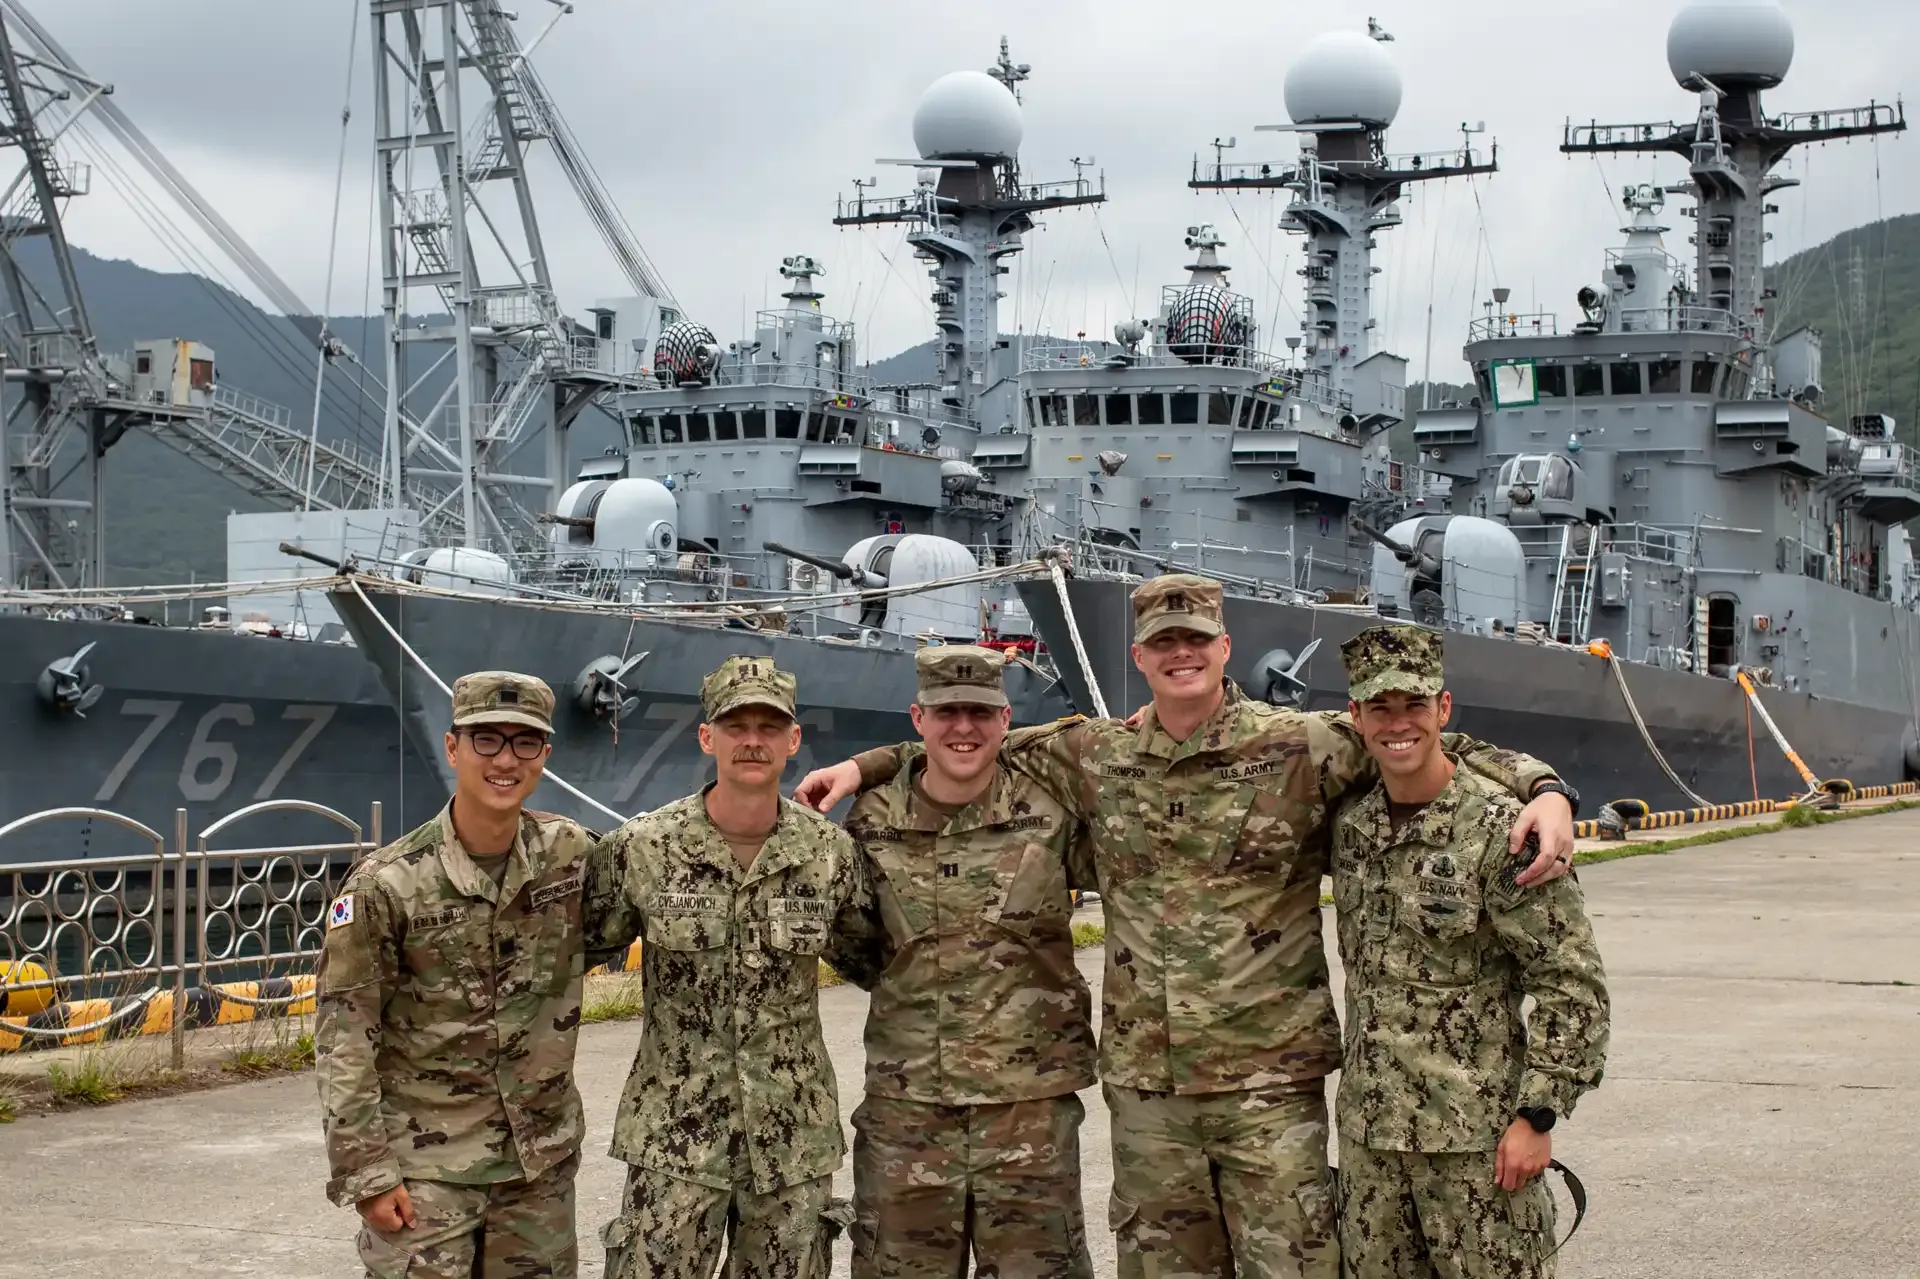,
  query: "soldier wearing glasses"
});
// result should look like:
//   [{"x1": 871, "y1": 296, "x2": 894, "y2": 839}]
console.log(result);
[{"x1": 316, "y1": 671, "x2": 599, "y2": 1279}]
